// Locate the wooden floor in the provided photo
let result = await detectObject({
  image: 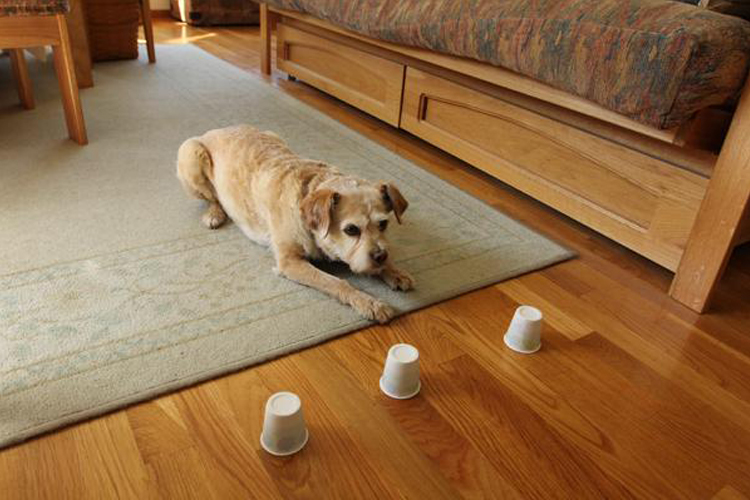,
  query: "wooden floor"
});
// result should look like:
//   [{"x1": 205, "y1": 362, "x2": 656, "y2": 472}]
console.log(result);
[{"x1": 3, "y1": 19, "x2": 750, "y2": 500}]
